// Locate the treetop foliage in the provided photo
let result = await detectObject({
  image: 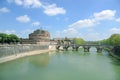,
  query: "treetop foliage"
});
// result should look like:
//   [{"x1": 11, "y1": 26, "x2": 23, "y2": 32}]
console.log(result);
[
  {"x1": 0, "y1": 33, "x2": 20, "y2": 44},
  {"x1": 101, "y1": 34, "x2": 120, "y2": 46},
  {"x1": 73, "y1": 38, "x2": 85, "y2": 45}
]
